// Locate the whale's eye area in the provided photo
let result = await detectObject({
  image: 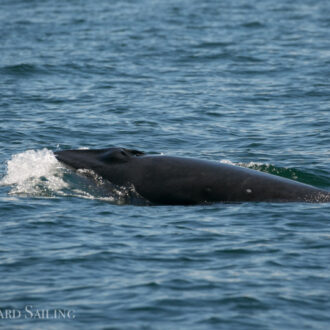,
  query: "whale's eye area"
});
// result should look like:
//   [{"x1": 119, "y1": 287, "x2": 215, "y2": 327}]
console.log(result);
[{"x1": 99, "y1": 149, "x2": 129, "y2": 163}]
